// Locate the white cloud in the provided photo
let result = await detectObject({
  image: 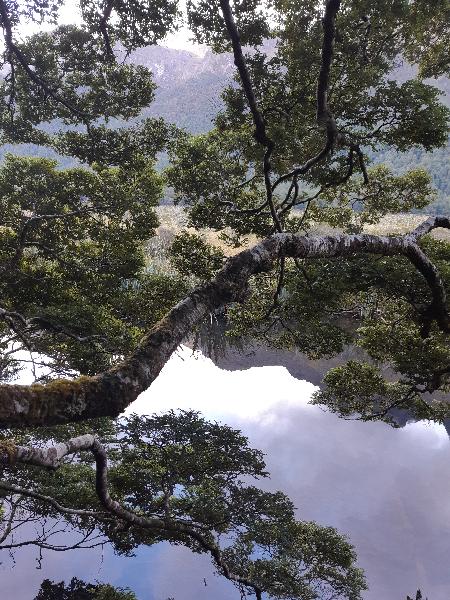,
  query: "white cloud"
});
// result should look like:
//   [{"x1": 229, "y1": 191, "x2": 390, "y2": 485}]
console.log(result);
[{"x1": 125, "y1": 345, "x2": 317, "y2": 422}]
